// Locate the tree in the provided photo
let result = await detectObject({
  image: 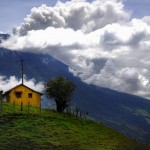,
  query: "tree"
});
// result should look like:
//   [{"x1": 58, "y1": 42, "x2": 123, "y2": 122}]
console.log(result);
[{"x1": 45, "y1": 77, "x2": 75, "y2": 112}]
